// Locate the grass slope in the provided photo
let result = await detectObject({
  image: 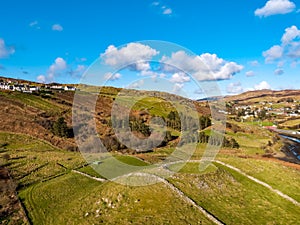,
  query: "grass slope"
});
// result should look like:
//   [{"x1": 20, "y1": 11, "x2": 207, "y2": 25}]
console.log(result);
[
  {"x1": 218, "y1": 156, "x2": 300, "y2": 202},
  {"x1": 19, "y1": 173, "x2": 214, "y2": 225},
  {"x1": 168, "y1": 162, "x2": 300, "y2": 225},
  {"x1": 0, "y1": 132, "x2": 85, "y2": 188}
]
